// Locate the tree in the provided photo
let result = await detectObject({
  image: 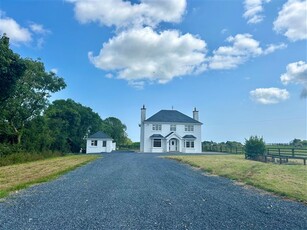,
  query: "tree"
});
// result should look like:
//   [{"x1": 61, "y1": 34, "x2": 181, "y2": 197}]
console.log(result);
[
  {"x1": 1, "y1": 58, "x2": 66, "y2": 144},
  {"x1": 0, "y1": 34, "x2": 26, "y2": 102},
  {"x1": 102, "y1": 117, "x2": 128, "y2": 147},
  {"x1": 290, "y1": 139, "x2": 303, "y2": 148},
  {"x1": 21, "y1": 116, "x2": 53, "y2": 152},
  {"x1": 45, "y1": 99, "x2": 105, "y2": 152},
  {"x1": 244, "y1": 136, "x2": 266, "y2": 160}
]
